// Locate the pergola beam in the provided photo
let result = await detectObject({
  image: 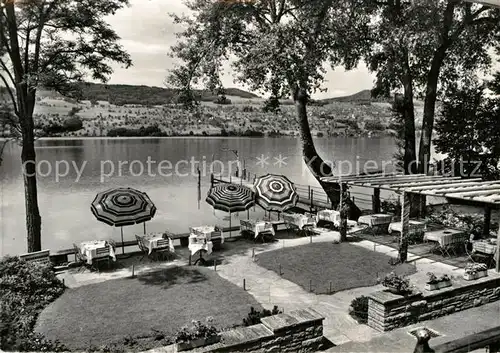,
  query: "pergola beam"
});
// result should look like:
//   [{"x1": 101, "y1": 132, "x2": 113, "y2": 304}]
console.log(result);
[
  {"x1": 444, "y1": 187, "x2": 500, "y2": 198},
  {"x1": 471, "y1": 195, "x2": 500, "y2": 202},
  {"x1": 379, "y1": 176, "x2": 464, "y2": 187},
  {"x1": 404, "y1": 178, "x2": 485, "y2": 191}
]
